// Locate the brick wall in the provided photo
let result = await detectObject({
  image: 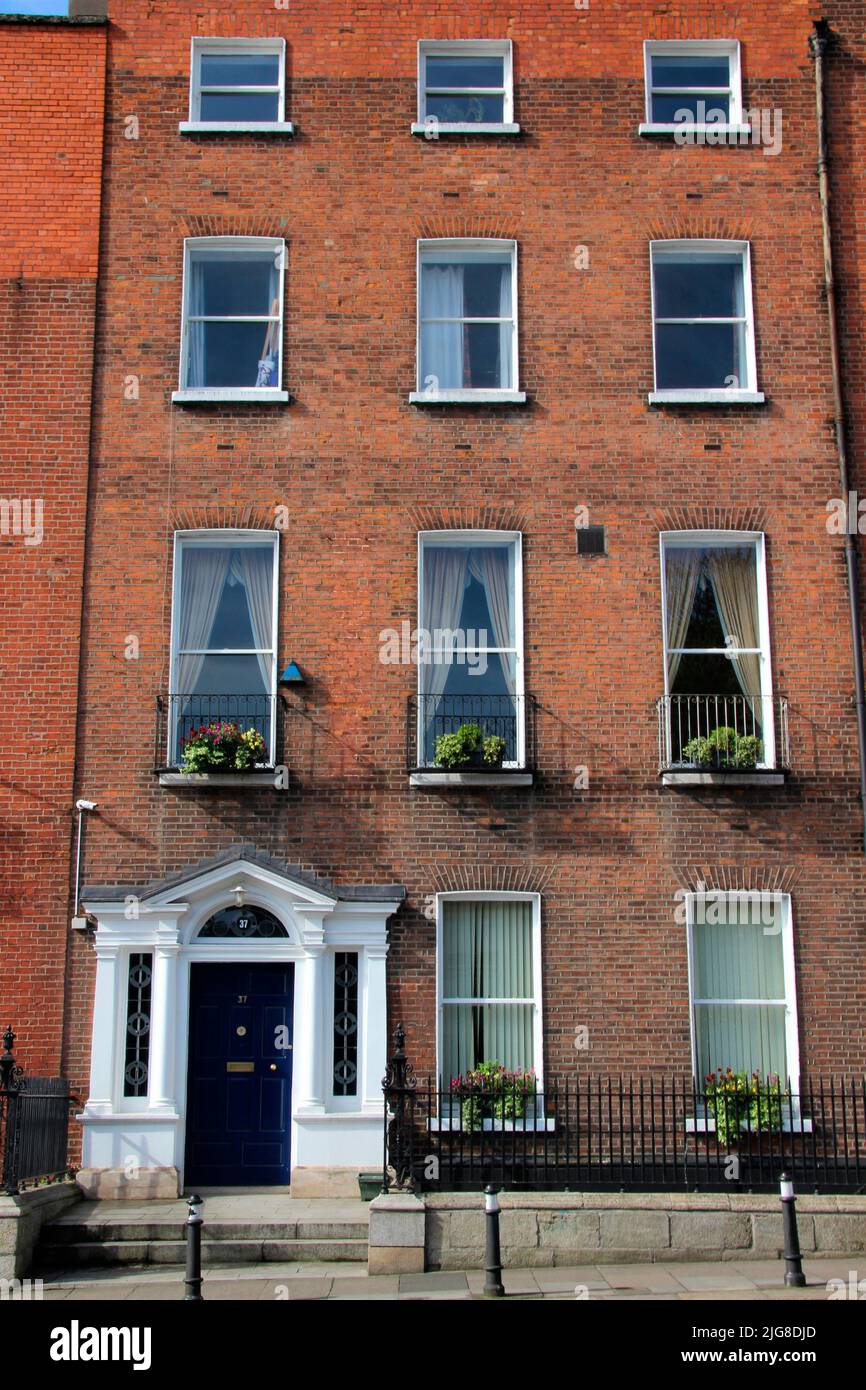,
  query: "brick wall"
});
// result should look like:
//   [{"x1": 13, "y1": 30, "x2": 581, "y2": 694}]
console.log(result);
[
  {"x1": 63, "y1": 1, "x2": 866, "y2": 1104},
  {"x1": 0, "y1": 18, "x2": 106, "y2": 1073}
]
